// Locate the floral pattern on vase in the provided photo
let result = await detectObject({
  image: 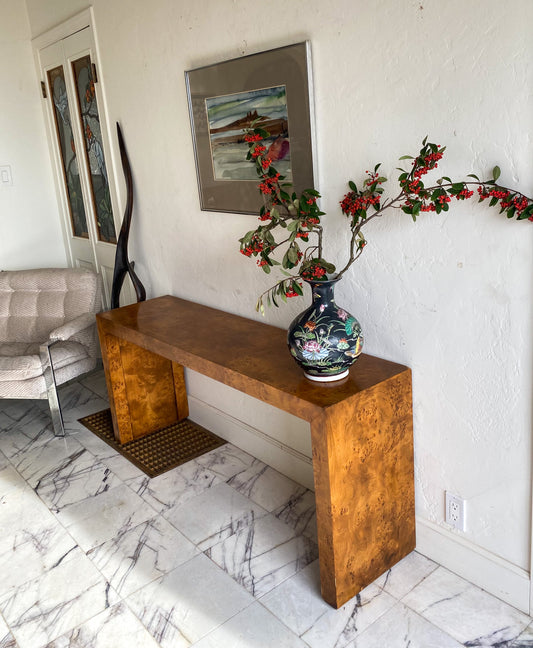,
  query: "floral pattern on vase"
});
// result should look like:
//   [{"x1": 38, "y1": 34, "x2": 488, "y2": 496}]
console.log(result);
[{"x1": 287, "y1": 278, "x2": 363, "y2": 381}]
